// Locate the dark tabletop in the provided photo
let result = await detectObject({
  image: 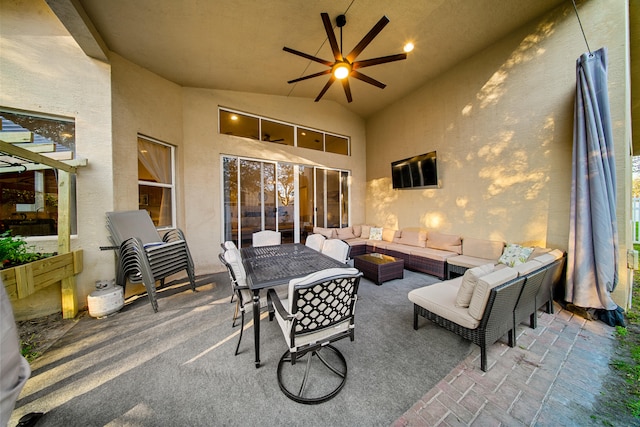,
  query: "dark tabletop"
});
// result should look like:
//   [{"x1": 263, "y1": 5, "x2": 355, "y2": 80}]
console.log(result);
[{"x1": 241, "y1": 243, "x2": 349, "y2": 290}]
